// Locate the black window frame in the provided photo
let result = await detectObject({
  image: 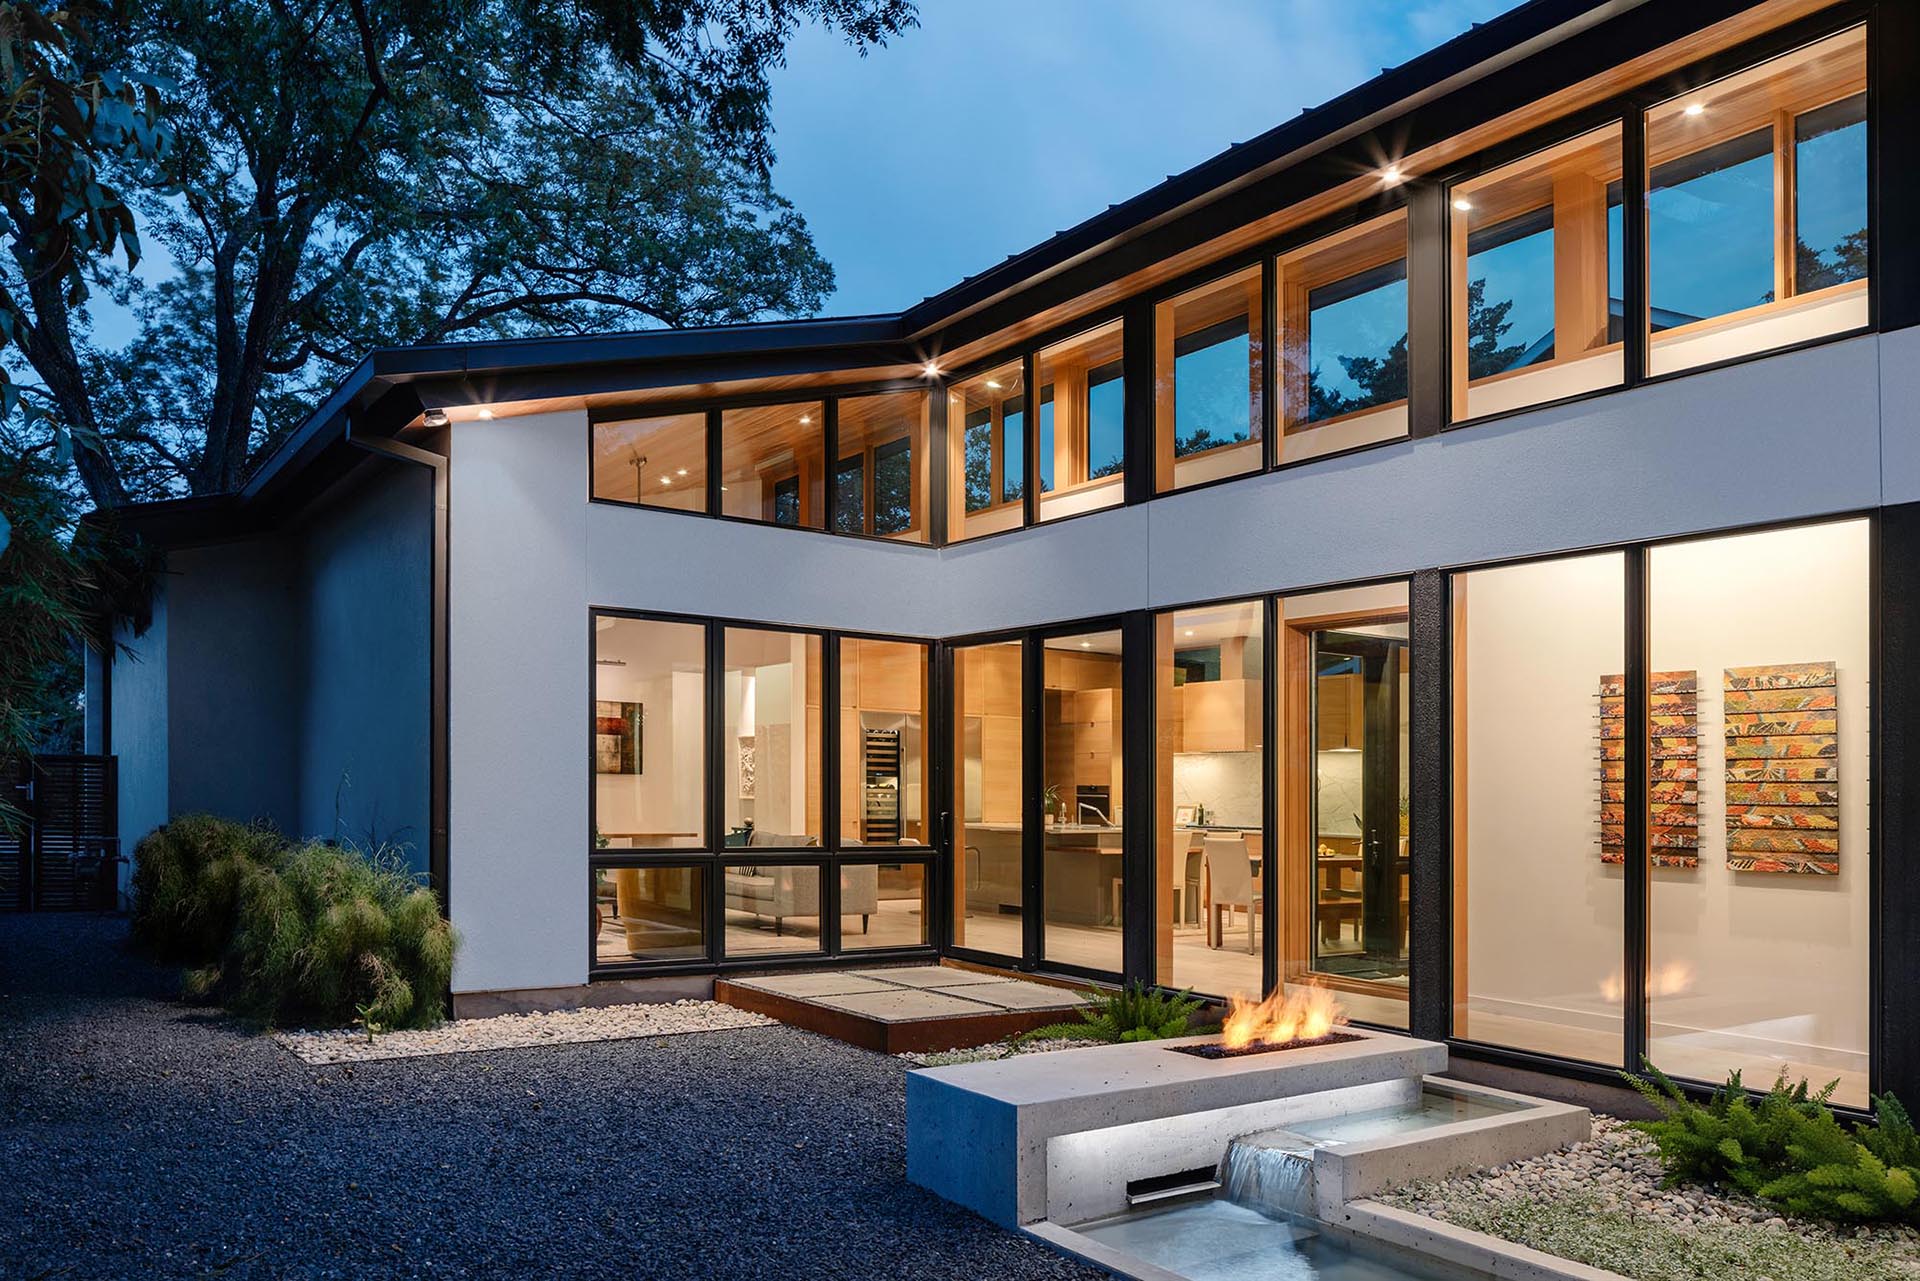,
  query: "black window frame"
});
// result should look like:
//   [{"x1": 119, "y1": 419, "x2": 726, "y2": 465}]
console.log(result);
[{"x1": 588, "y1": 607, "x2": 942, "y2": 979}]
